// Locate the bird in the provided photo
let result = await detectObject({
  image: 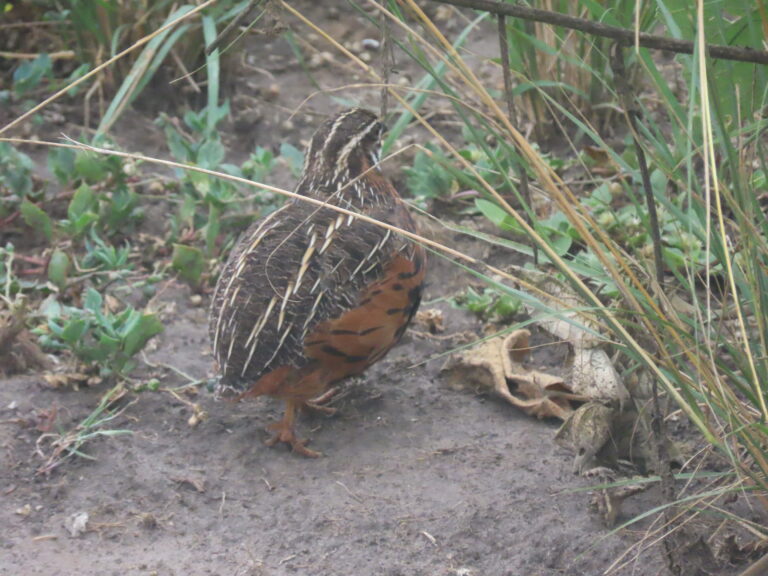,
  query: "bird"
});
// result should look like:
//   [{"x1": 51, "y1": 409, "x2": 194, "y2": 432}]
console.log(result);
[{"x1": 209, "y1": 108, "x2": 426, "y2": 457}]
